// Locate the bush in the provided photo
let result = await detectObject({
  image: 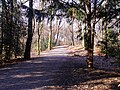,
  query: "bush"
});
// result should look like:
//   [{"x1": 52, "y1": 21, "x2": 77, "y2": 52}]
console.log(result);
[{"x1": 99, "y1": 29, "x2": 120, "y2": 64}]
